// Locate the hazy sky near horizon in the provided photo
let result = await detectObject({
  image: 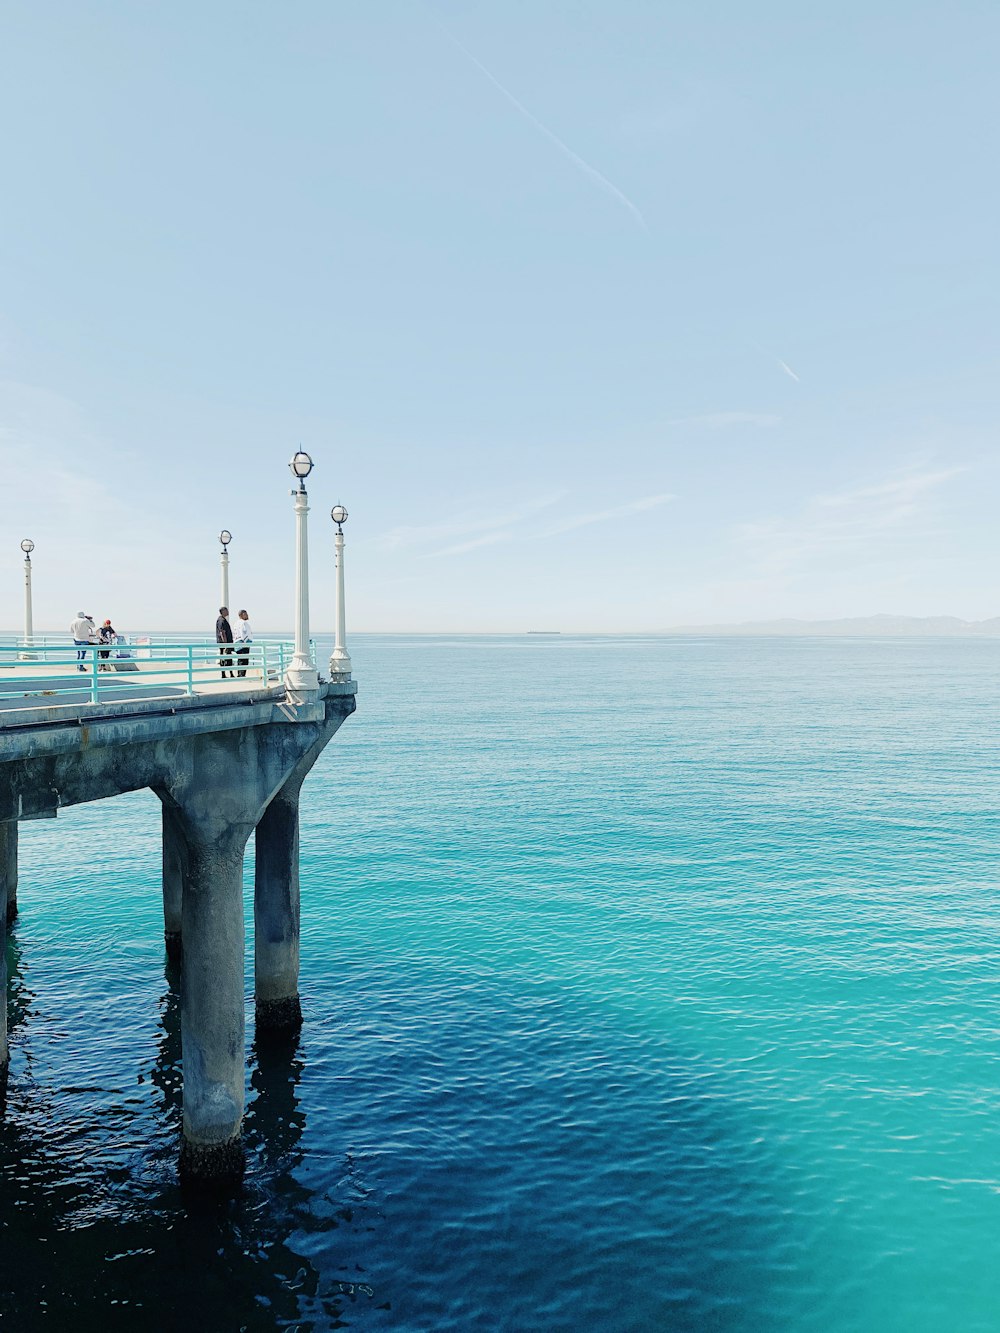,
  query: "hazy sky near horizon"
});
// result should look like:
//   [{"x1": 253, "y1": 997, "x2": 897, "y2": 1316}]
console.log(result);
[{"x1": 1, "y1": 1, "x2": 998, "y2": 632}]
